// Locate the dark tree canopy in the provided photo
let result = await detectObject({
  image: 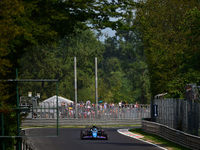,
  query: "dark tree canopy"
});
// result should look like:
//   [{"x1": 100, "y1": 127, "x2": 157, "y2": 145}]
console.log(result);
[
  {"x1": 0, "y1": 0, "x2": 137, "y2": 148},
  {"x1": 136, "y1": 0, "x2": 200, "y2": 98}
]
